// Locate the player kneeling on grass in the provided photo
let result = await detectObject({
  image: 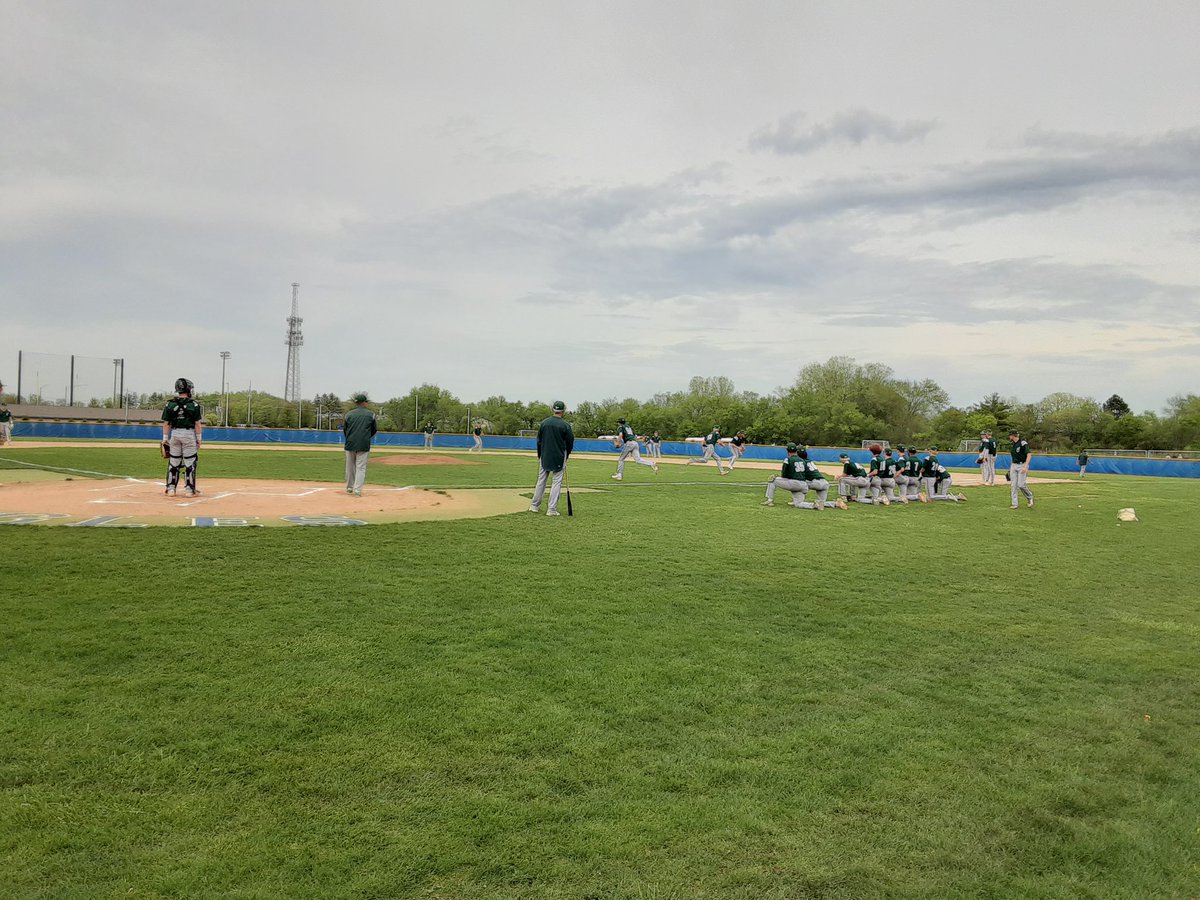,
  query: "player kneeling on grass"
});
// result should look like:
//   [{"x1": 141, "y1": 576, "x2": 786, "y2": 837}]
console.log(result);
[
  {"x1": 795, "y1": 448, "x2": 844, "y2": 510},
  {"x1": 763, "y1": 443, "x2": 805, "y2": 506},
  {"x1": 867, "y1": 444, "x2": 903, "y2": 505},
  {"x1": 837, "y1": 453, "x2": 872, "y2": 504},
  {"x1": 901, "y1": 448, "x2": 924, "y2": 501},
  {"x1": 920, "y1": 447, "x2": 967, "y2": 502}
]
